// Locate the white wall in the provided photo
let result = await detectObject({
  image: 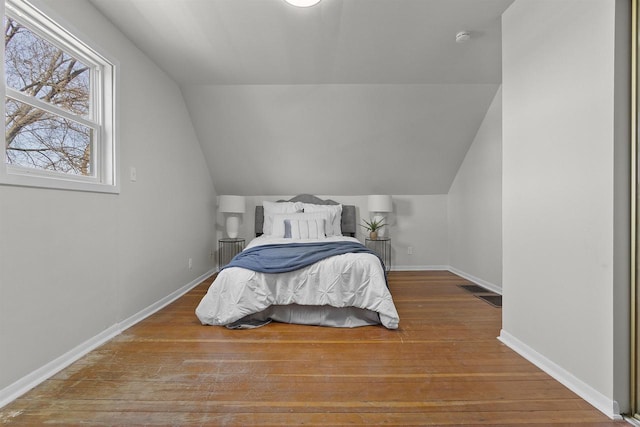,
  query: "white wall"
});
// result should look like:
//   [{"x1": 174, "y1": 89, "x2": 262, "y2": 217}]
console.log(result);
[
  {"x1": 502, "y1": 0, "x2": 626, "y2": 417},
  {"x1": 448, "y1": 87, "x2": 502, "y2": 292},
  {"x1": 0, "y1": 0, "x2": 216, "y2": 395},
  {"x1": 228, "y1": 195, "x2": 449, "y2": 270}
]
